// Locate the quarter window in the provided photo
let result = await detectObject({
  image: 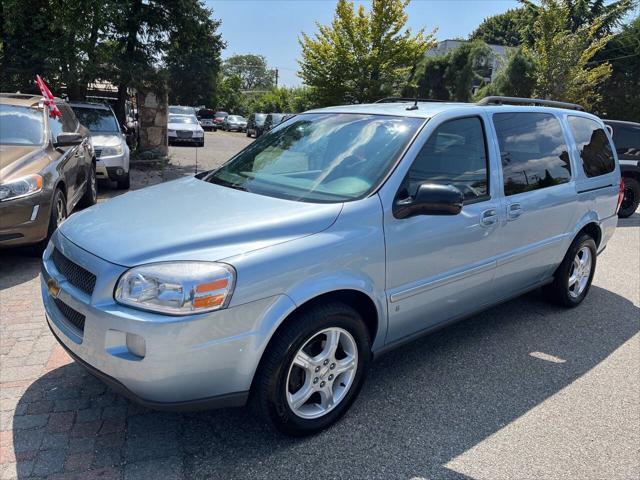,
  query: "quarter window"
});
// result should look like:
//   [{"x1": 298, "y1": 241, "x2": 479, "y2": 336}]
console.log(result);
[
  {"x1": 493, "y1": 113, "x2": 571, "y2": 196},
  {"x1": 402, "y1": 117, "x2": 489, "y2": 202},
  {"x1": 568, "y1": 116, "x2": 615, "y2": 177}
]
